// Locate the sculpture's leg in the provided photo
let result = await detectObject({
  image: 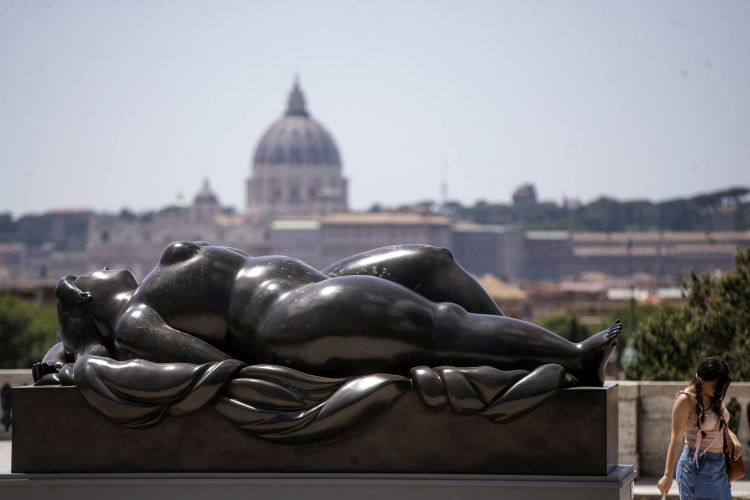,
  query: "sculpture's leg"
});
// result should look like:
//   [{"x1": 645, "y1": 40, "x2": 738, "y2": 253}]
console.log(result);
[
  {"x1": 321, "y1": 244, "x2": 504, "y2": 316},
  {"x1": 435, "y1": 303, "x2": 621, "y2": 386},
  {"x1": 258, "y1": 275, "x2": 620, "y2": 385}
]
